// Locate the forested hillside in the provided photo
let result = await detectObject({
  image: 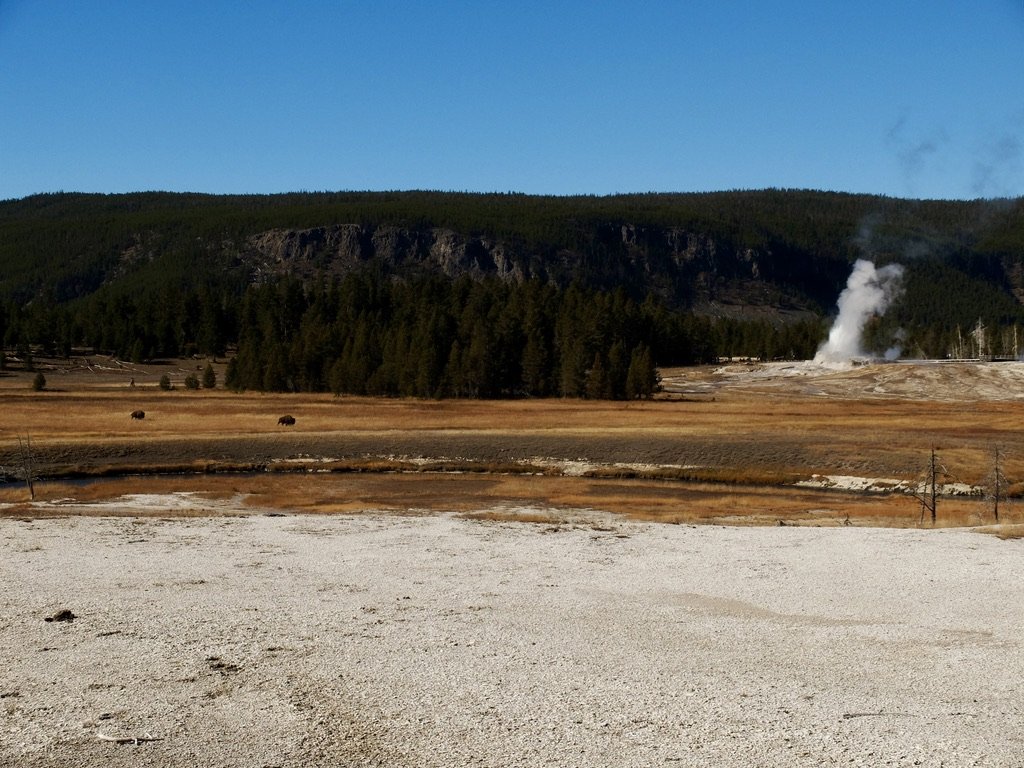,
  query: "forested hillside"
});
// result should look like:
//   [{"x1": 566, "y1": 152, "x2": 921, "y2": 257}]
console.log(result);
[{"x1": 1, "y1": 190, "x2": 1023, "y2": 397}]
